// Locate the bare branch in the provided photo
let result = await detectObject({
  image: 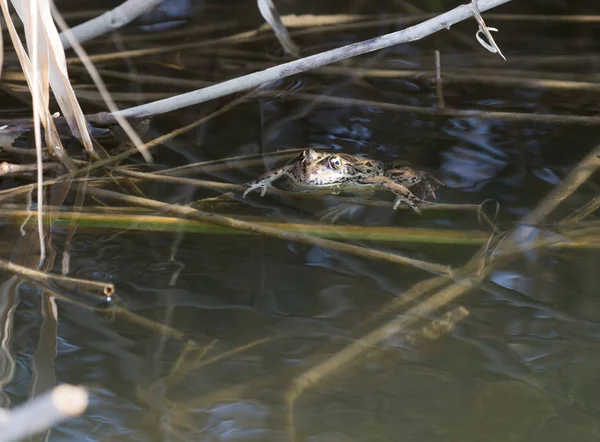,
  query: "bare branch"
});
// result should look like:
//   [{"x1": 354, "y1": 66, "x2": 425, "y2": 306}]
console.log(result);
[{"x1": 58, "y1": 0, "x2": 164, "y2": 49}]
